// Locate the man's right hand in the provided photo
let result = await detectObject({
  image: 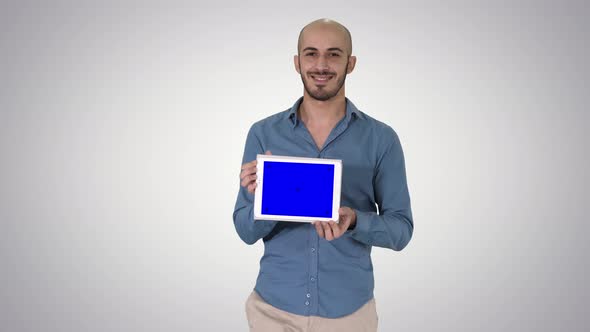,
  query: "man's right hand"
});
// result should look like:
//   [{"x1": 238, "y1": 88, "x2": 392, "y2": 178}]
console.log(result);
[{"x1": 240, "y1": 150, "x2": 271, "y2": 194}]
